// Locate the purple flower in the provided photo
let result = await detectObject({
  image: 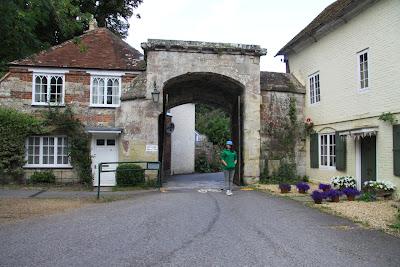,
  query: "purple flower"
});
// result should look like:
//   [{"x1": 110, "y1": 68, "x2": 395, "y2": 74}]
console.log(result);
[
  {"x1": 342, "y1": 188, "x2": 361, "y2": 197},
  {"x1": 296, "y1": 182, "x2": 310, "y2": 192},
  {"x1": 319, "y1": 183, "x2": 331, "y2": 191},
  {"x1": 279, "y1": 184, "x2": 291, "y2": 191},
  {"x1": 311, "y1": 190, "x2": 325, "y2": 201},
  {"x1": 325, "y1": 189, "x2": 343, "y2": 199}
]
